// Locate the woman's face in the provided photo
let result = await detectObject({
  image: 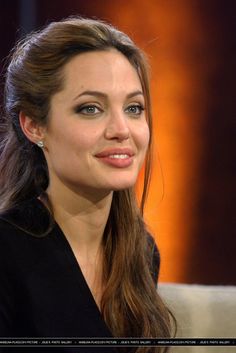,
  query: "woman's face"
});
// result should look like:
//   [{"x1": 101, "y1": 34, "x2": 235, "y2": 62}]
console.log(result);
[{"x1": 43, "y1": 49, "x2": 150, "y2": 195}]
